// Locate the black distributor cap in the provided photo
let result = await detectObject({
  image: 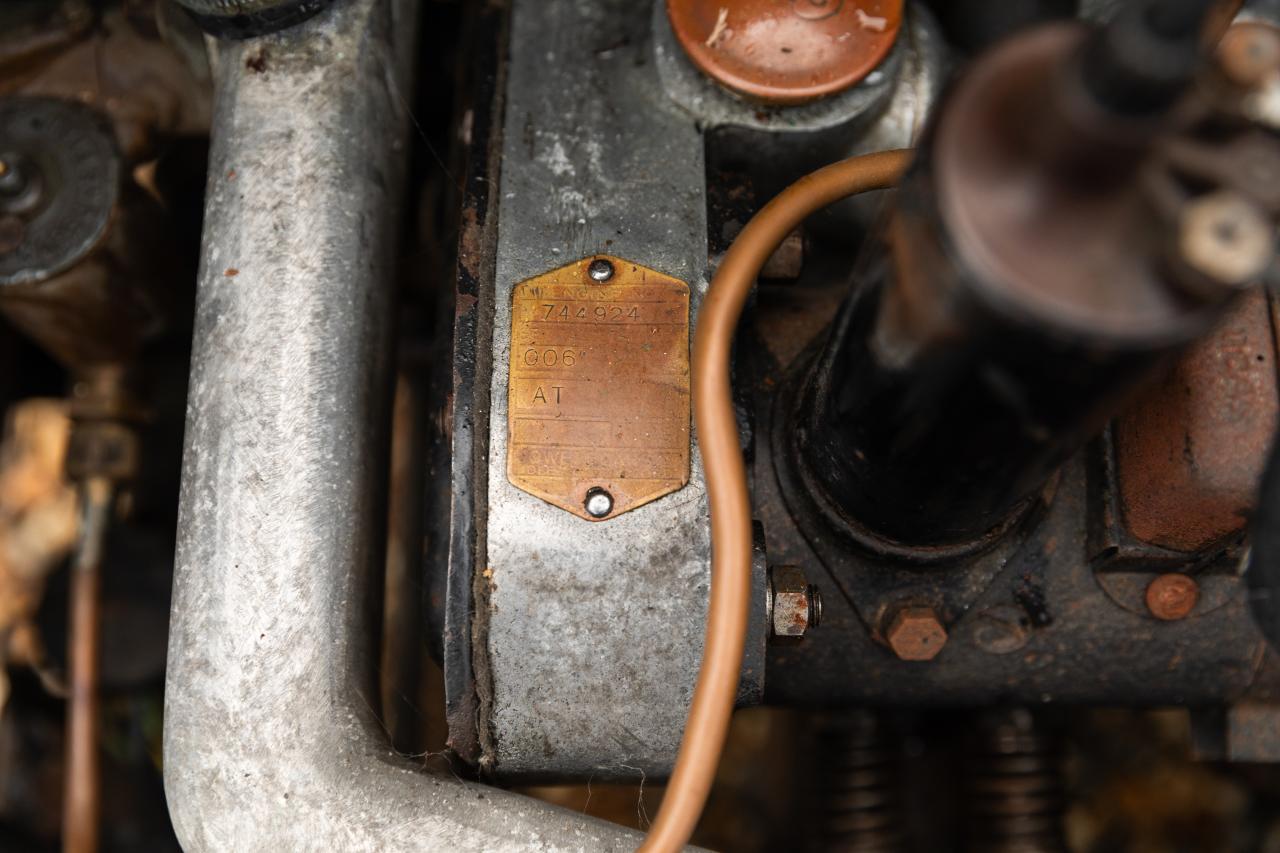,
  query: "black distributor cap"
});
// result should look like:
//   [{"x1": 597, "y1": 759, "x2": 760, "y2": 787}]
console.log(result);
[
  {"x1": 0, "y1": 97, "x2": 120, "y2": 289},
  {"x1": 173, "y1": 0, "x2": 334, "y2": 39}
]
